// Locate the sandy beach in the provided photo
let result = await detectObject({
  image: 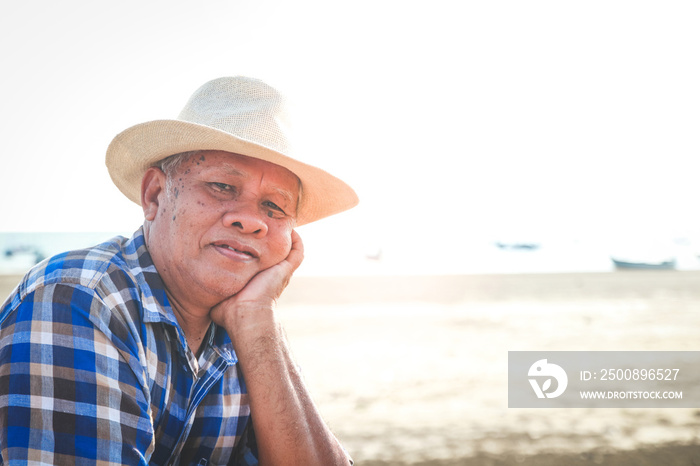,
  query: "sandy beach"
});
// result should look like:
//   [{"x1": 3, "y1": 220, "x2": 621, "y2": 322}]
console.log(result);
[{"x1": 3, "y1": 270, "x2": 700, "y2": 464}]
